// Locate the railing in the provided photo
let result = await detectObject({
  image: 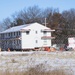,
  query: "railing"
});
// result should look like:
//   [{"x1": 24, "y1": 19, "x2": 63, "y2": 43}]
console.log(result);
[
  {"x1": 41, "y1": 36, "x2": 55, "y2": 39},
  {"x1": 41, "y1": 29, "x2": 55, "y2": 32},
  {"x1": 0, "y1": 36, "x2": 21, "y2": 40}
]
